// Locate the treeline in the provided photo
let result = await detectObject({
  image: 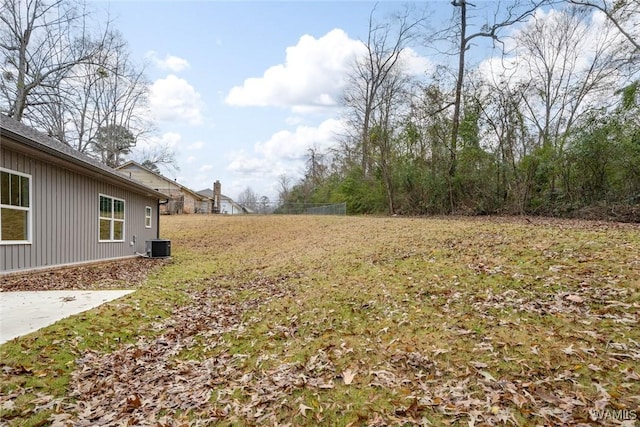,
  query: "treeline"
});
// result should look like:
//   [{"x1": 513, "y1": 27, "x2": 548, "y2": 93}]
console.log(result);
[
  {"x1": 283, "y1": 3, "x2": 640, "y2": 220},
  {"x1": 0, "y1": 0, "x2": 176, "y2": 171}
]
